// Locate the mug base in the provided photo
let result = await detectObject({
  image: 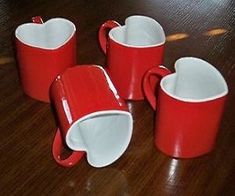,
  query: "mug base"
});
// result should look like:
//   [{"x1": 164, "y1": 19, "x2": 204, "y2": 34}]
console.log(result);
[
  {"x1": 122, "y1": 94, "x2": 145, "y2": 101},
  {"x1": 24, "y1": 90, "x2": 50, "y2": 103},
  {"x1": 155, "y1": 144, "x2": 213, "y2": 159}
]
